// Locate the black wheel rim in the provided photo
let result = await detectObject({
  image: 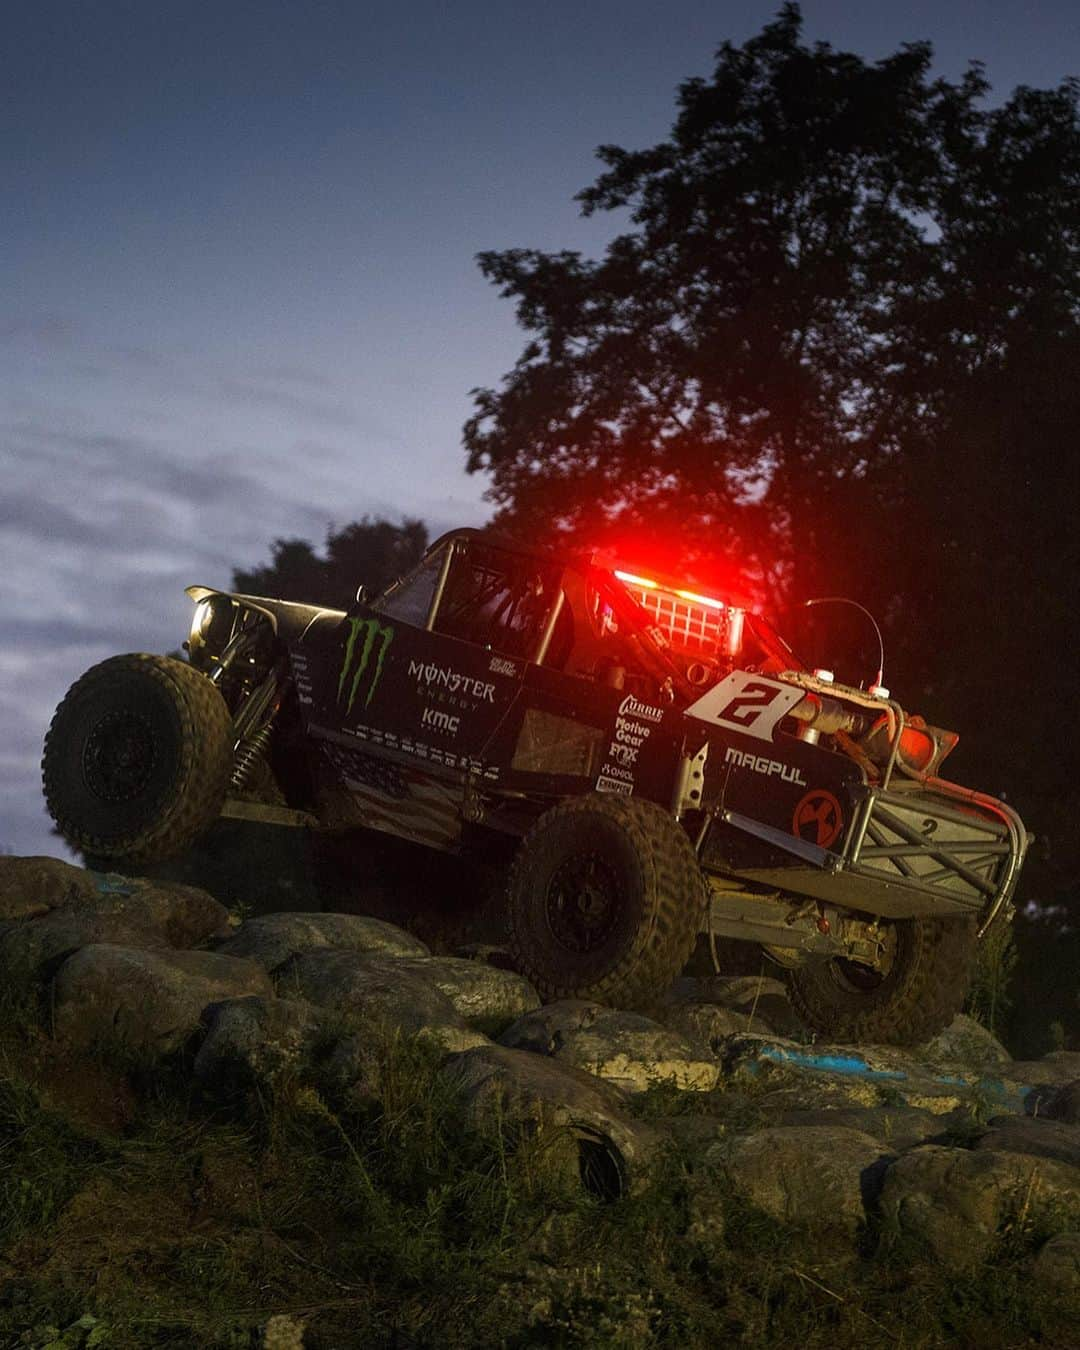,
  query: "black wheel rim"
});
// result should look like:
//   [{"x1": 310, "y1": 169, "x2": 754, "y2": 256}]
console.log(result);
[
  {"x1": 546, "y1": 851, "x2": 622, "y2": 953},
  {"x1": 82, "y1": 710, "x2": 158, "y2": 803}
]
